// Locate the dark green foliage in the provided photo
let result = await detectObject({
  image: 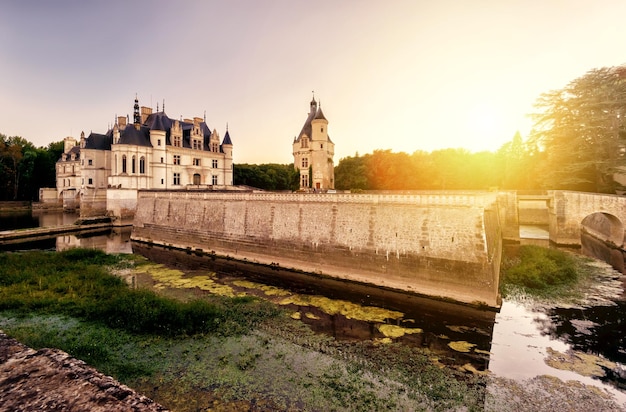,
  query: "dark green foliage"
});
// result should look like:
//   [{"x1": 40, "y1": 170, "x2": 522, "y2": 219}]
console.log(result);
[
  {"x1": 233, "y1": 163, "x2": 299, "y2": 191},
  {"x1": 0, "y1": 249, "x2": 279, "y2": 337},
  {"x1": 529, "y1": 66, "x2": 626, "y2": 193},
  {"x1": 502, "y1": 245, "x2": 578, "y2": 290},
  {"x1": 0, "y1": 134, "x2": 63, "y2": 201}
]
